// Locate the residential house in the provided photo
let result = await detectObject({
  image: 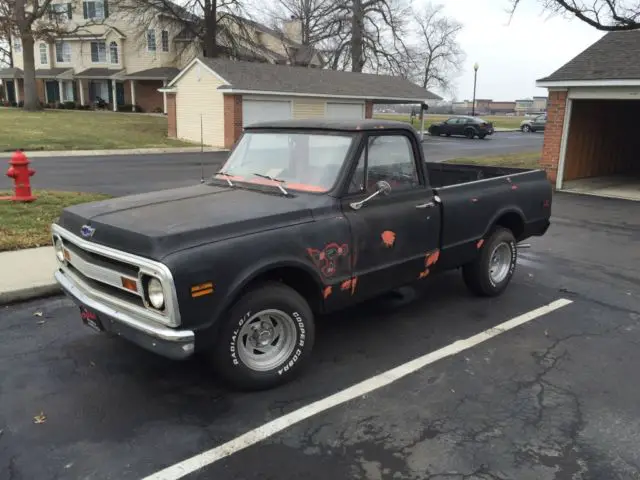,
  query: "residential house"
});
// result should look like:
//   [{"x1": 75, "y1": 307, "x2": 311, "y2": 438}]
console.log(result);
[{"x1": 0, "y1": 1, "x2": 322, "y2": 112}]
